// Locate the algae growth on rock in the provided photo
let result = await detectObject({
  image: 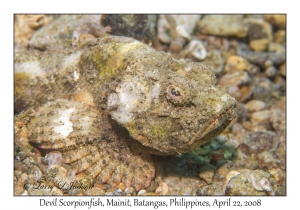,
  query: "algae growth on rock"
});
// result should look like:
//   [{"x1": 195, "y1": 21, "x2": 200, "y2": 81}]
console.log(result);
[{"x1": 14, "y1": 35, "x2": 236, "y2": 193}]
